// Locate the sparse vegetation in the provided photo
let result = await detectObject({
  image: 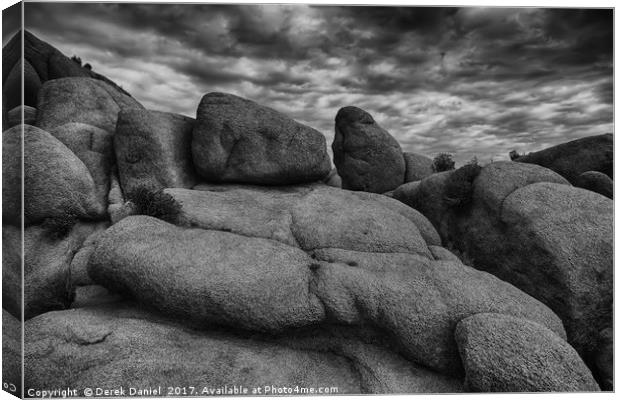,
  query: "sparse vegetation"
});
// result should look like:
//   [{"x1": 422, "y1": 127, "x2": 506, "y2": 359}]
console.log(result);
[
  {"x1": 432, "y1": 153, "x2": 455, "y2": 172},
  {"x1": 126, "y1": 186, "x2": 183, "y2": 224},
  {"x1": 70, "y1": 55, "x2": 82, "y2": 66},
  {"x1": 509, "y1": 150, "x2": 522, "y2": 160},
  {"x1": 443, "y1": 158, "x2": 482, "y2": 209}
]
